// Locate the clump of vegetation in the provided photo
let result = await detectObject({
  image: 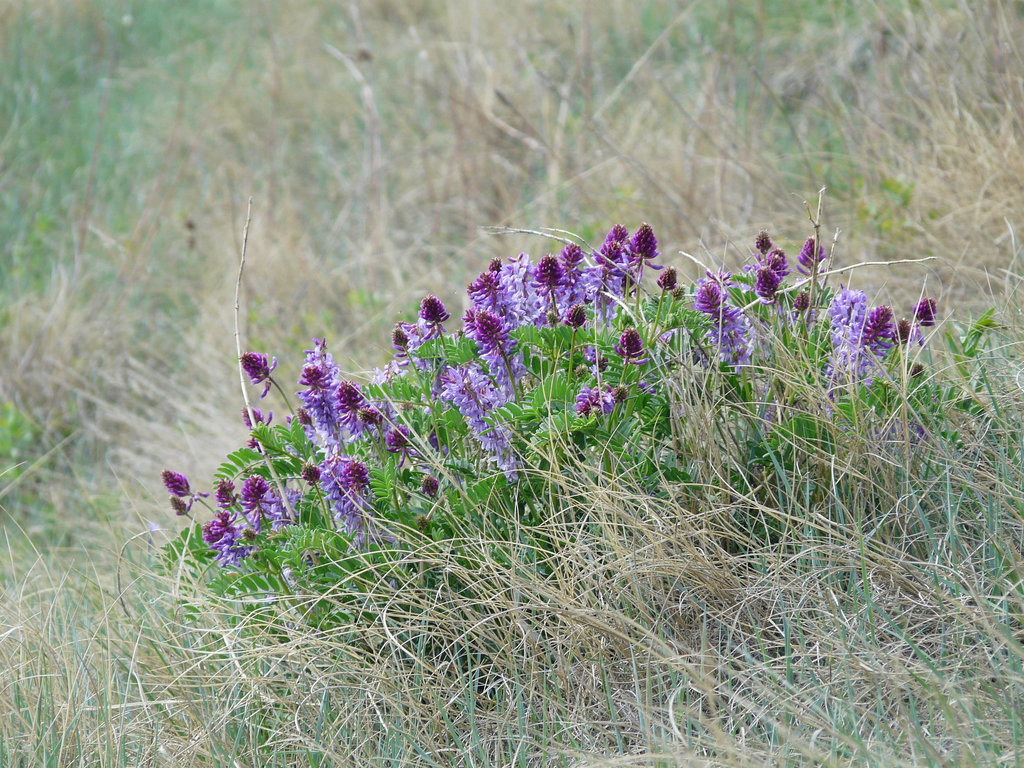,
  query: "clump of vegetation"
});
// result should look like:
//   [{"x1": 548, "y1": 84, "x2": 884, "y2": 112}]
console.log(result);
[
  {"x1": 5, "y1": 1, "x2": 1024, "y2": 764},
  {"x1": 160, "y1": 214, "x2": 1020, "y2": 764}
]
